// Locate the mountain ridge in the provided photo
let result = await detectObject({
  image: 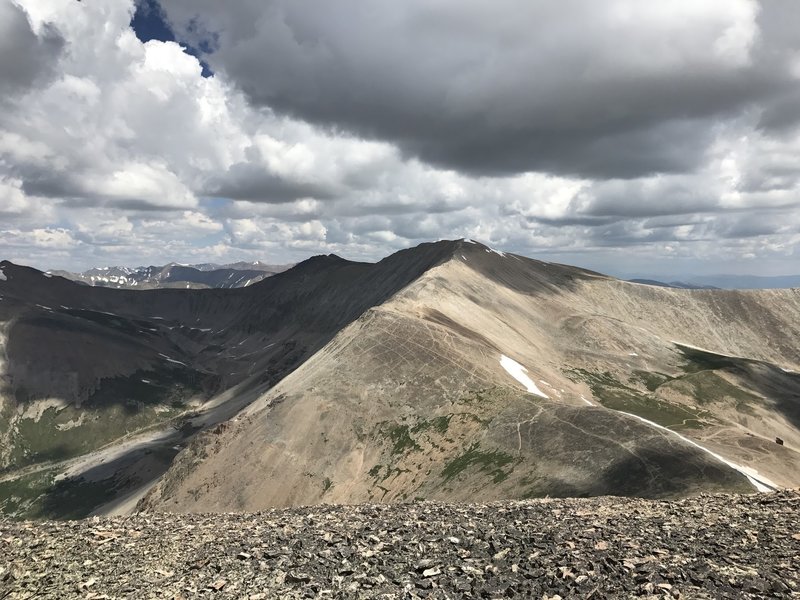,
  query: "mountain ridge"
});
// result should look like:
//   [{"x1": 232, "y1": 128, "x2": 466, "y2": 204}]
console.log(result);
[{"x1": 1, "y1": 241, "x2": 799, "y2": 519}]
